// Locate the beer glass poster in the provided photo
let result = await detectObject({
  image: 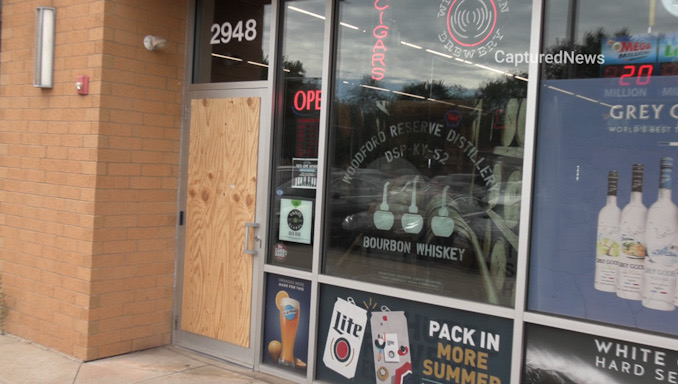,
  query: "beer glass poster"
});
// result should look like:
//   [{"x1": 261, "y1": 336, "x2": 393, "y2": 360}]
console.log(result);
[
  {"x1": 263, "y1": 274, "x2": 311, "y2": 372},
  {"x1": 529, "y1": 74, "x2": 678, "y2": 336},
  {"x1": 316, "y1": 285, "x2": 513, "y2": 383},
  {"x1": 524, "y1": 323, "x2": 678, "y2": 384}
]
